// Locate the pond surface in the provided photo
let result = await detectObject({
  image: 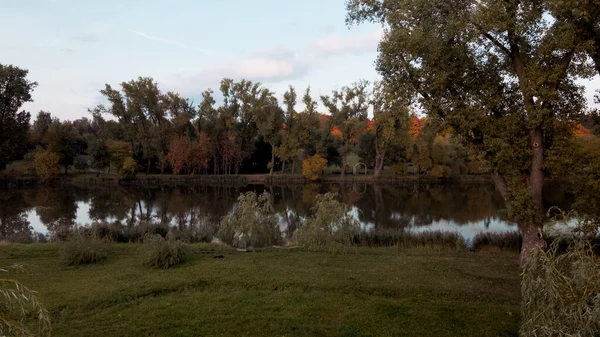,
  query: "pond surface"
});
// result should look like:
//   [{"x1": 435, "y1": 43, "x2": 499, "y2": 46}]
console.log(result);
[{"x1": 0, "y1": 182, "x2": 571, "y2": 243}]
